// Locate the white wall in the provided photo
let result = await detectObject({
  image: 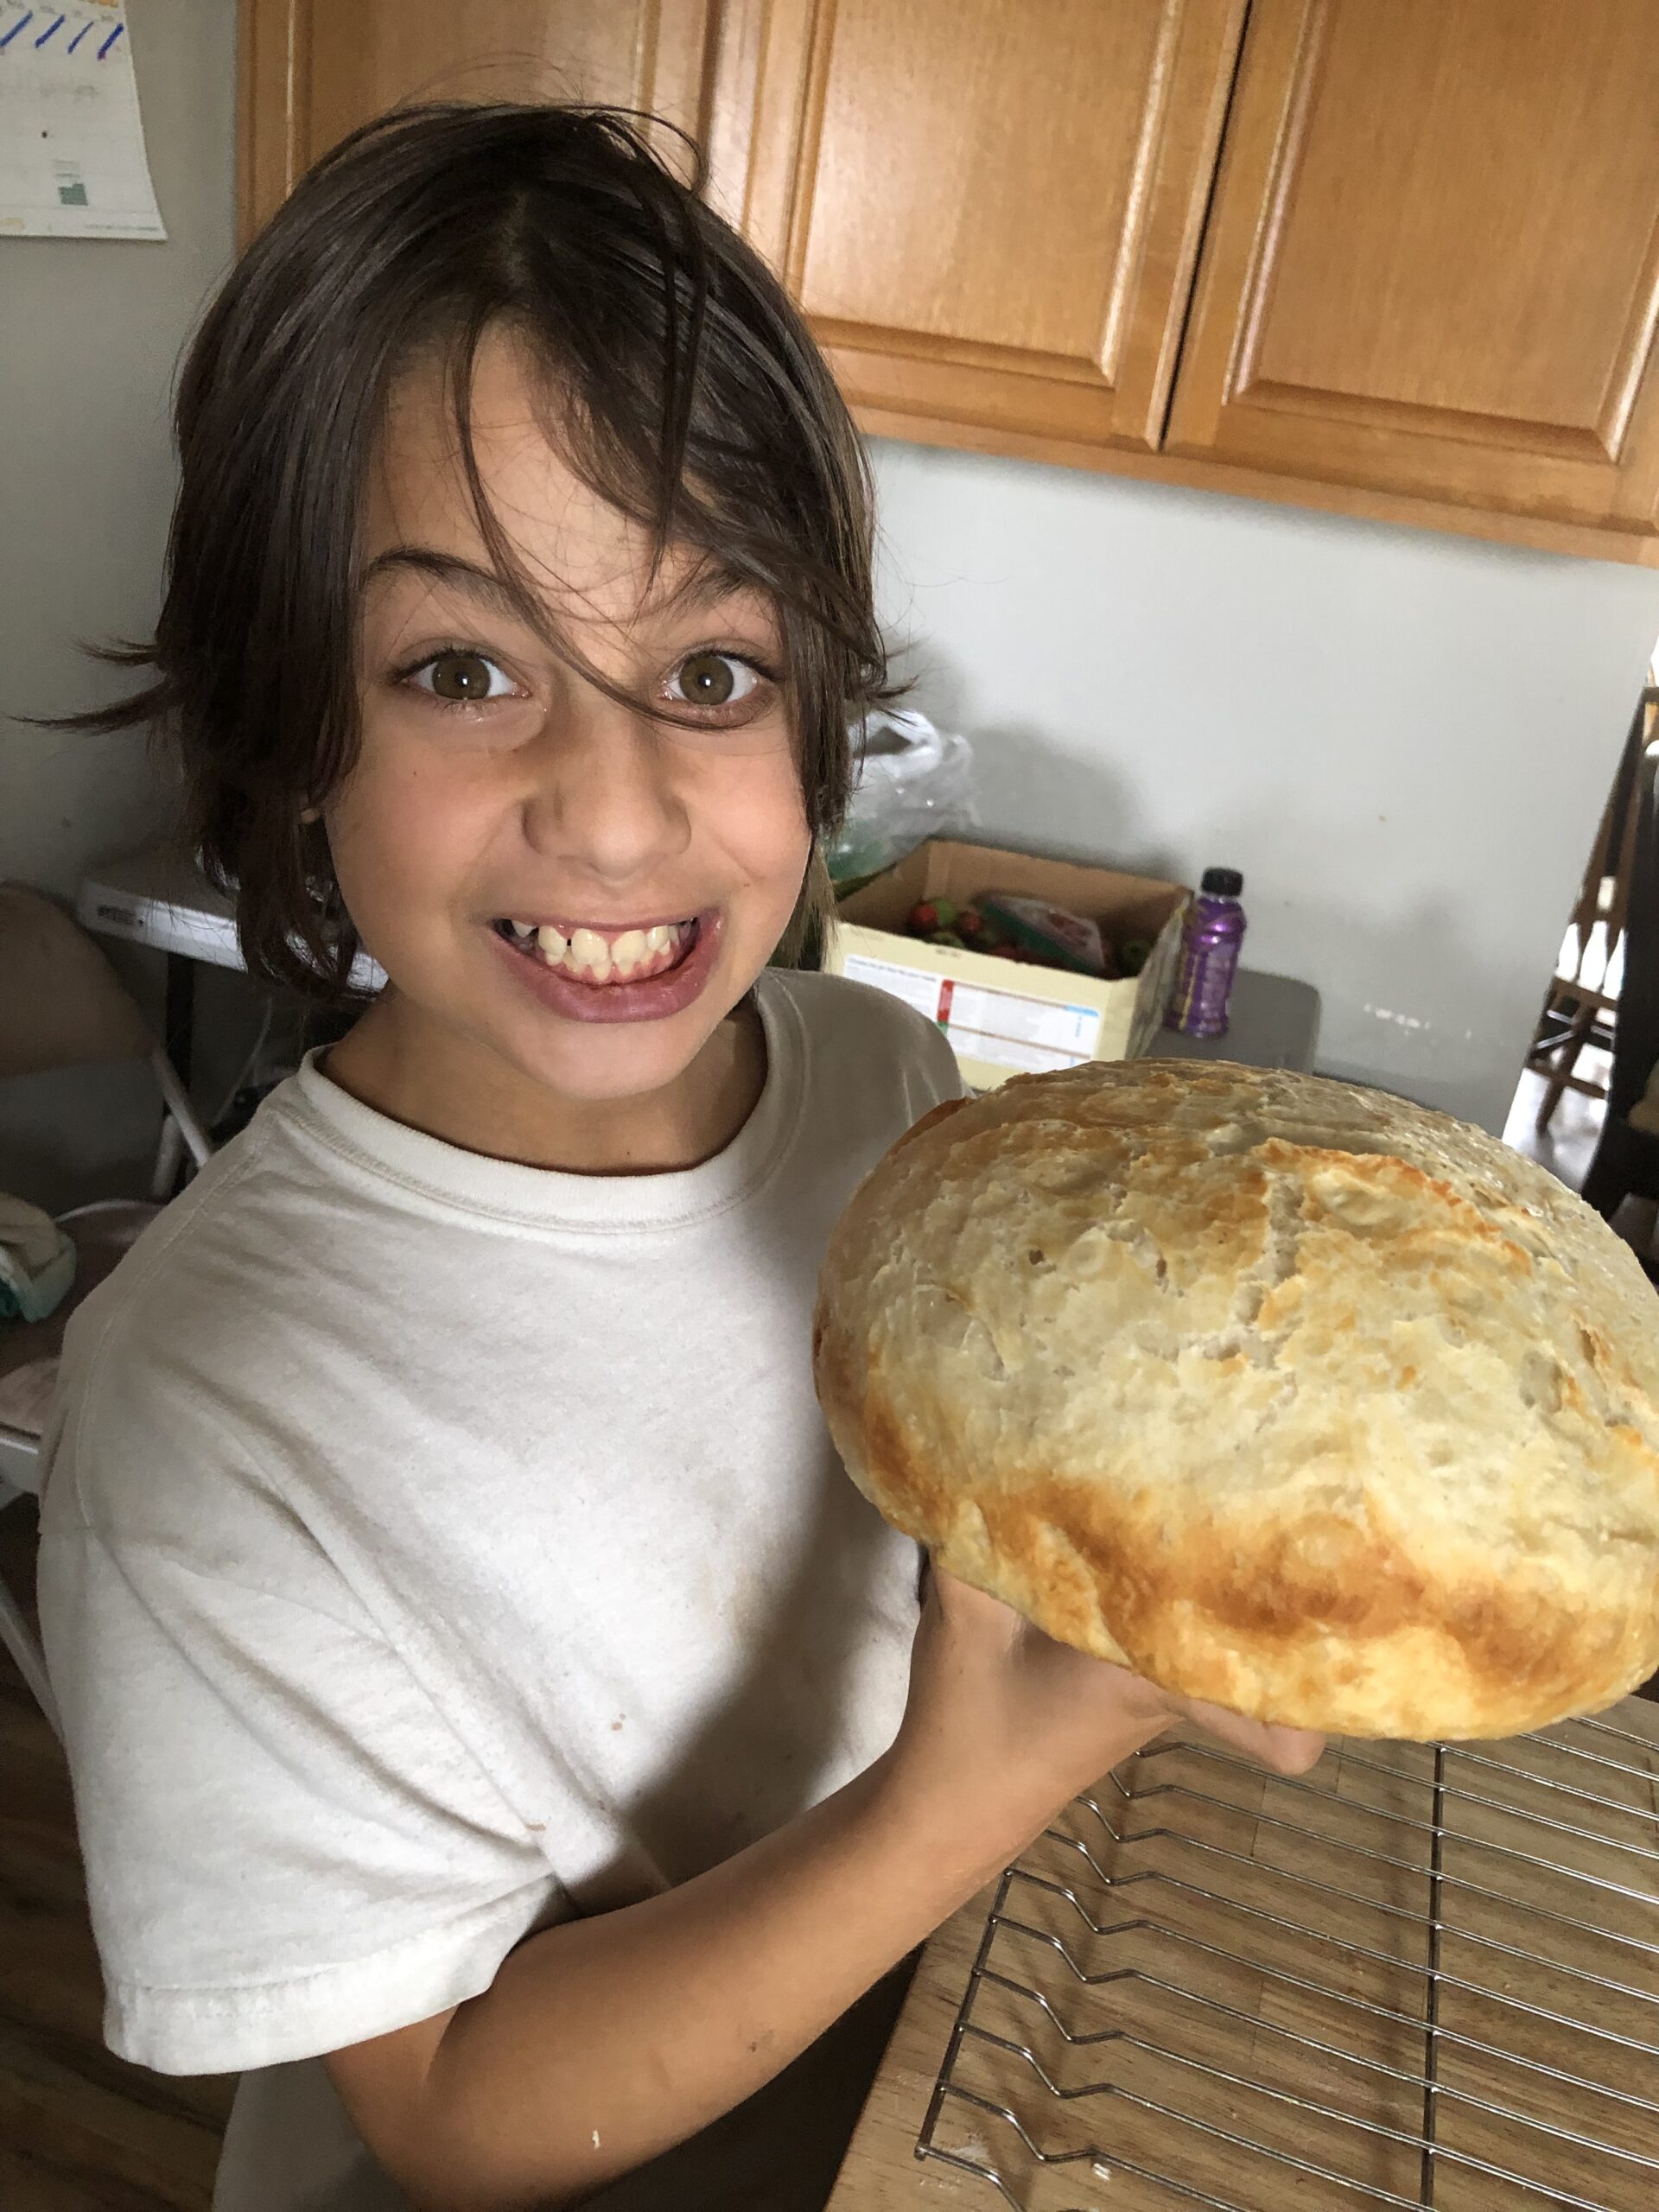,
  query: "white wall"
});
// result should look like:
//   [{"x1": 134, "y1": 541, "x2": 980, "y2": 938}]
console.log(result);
[
  {"x1": 871, "y1": 442, "x2": 1659, "y2": 1132},
  {"x1": 1, "y1": 0, "x2": 241, "y2": 1207},
  {"x1": 1, "y1": 0, "x2": 236, "y2": 893}
]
